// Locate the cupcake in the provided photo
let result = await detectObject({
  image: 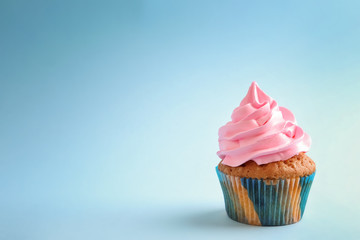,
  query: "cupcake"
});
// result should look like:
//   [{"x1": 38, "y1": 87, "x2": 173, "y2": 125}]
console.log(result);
[{"x1": 216, "y1": 82, "x2": 316, "y2": 226}]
